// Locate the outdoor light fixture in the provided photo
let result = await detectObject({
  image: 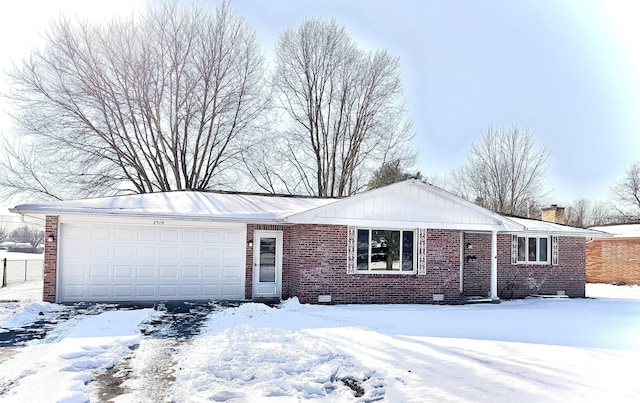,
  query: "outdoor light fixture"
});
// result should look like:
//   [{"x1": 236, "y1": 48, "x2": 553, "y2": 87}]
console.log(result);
[
  {"x1": 248, "y1": 240, "x2": 253, "y2": 248},
  {"x1": 466, "y1": 242, "x2": 473, "y2": 250},
  {"x1": 47, "y1": 234, "x2": 55, "y2": 243}
]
